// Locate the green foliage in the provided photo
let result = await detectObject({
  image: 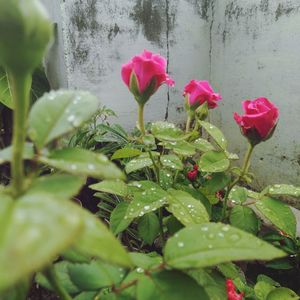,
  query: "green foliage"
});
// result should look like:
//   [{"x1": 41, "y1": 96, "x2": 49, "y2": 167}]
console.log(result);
[
  {"x1": 164, "y1": 223, "x2": 285, "y2": 269},
  {"x1": 255, "y1": 196, "x2": 296, "y2": 237},
  {"x1": 199, "y1": 150, "x2": 230, "y2": 172},
  {"x1": 230, "y1": 205, "x2": 260, "y2": 234},
  {"x1": 40, "y1": 148, "x2": 124, "y2": 180},
  {"x1": 0, "y1": 1, "x2": 299, "y2": 298},
  {"x1": 28, "y1": 90, "x2": 99, "y2": 149},
  {"x1": 167, "y1": 189, "x2": 209, "y2": 226},
  {"x1": 137, "y1": 213, "x2": 160, "y2": 245}
]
